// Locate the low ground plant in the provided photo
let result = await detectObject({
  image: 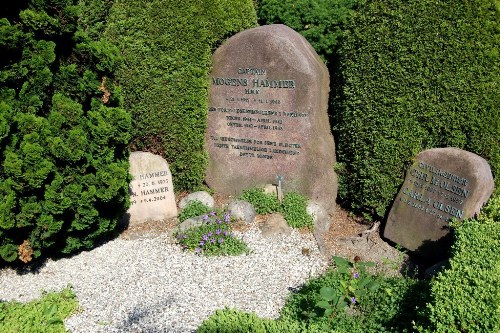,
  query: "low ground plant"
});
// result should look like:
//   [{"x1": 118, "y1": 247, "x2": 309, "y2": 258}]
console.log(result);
[
  {"x1": 174, "y1": 211, "x2": 250, "y2": 256},
  {"x1": 239, "y1": 188, "x2": 313, "y2": 228},
  {"x1": 178, "y1": 200, "x2": 211, "y2": 222},
  {"x1": 0, "y1": 286, "x2": 78, "y2": 333}
]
